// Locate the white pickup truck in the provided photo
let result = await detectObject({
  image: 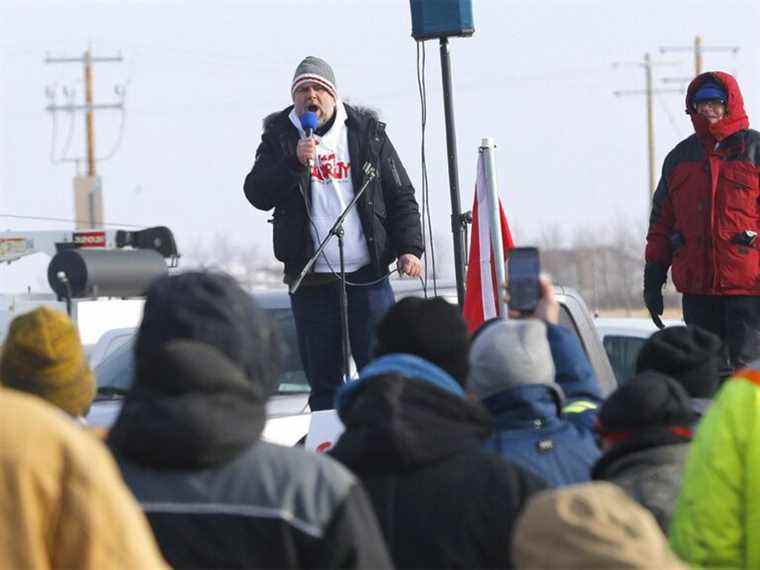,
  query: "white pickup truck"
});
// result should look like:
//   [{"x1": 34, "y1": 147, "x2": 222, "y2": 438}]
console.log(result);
[{"x1": 87, "y1": 279, "x2": 617, "y2": 446}]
